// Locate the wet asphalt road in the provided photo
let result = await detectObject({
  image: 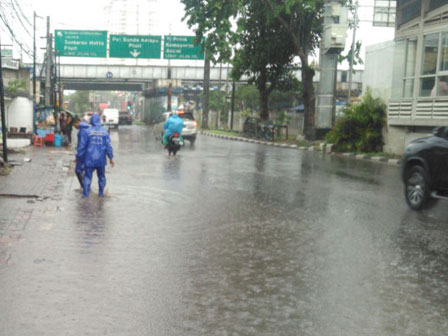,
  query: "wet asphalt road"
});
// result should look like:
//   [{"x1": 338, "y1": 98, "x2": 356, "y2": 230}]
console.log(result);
[{"x1": 1, "y1": 125, "x2": 448, "y2": 335}]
